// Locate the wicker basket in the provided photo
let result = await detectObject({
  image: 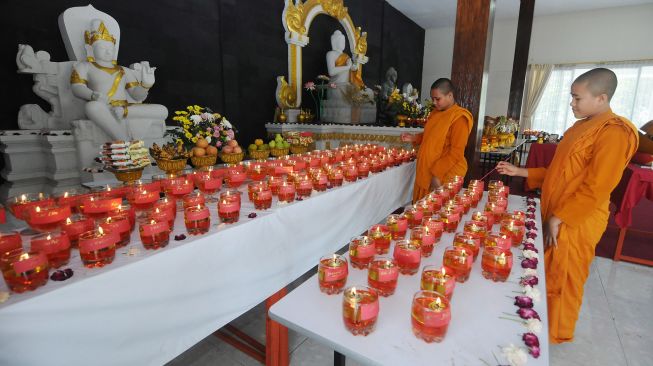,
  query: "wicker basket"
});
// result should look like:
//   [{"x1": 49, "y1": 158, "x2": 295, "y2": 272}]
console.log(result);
[
  {"x1": 109, "y1": 167, "x2": 144, "y2": 184},
  {"x1": 270, "y1": 147, "x2": 290, "y2": 157},
  {"x1": 290, "y1": 144, "x2": 308, "y2": 155},
  {"x1": 190, "y1": 154, "x2": 217, "y2": 168},
  {"x1": 155, "y1": 158, "x2": 188, "y2": 174},
  {"x1": 219, "y1": 152, "x2": 244, "y2": 164},
  {"x1": 249, "y1": 149, "x2": 270, "y2": 160}
]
